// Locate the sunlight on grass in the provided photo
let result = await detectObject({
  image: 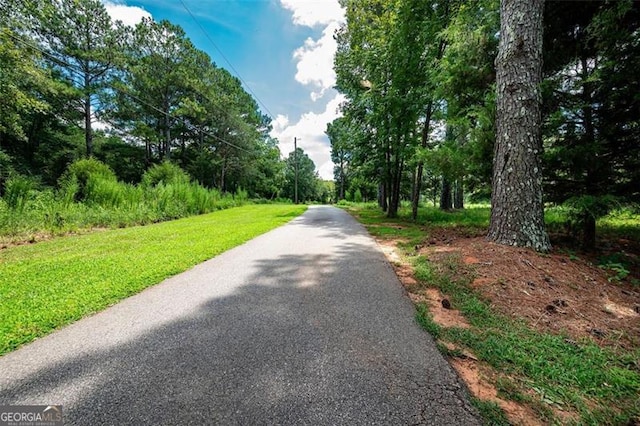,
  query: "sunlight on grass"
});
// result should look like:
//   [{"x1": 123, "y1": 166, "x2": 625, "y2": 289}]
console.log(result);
[
  {"x1": 0, "y1": 204, "x2": 306, "y2": 355},
  {"x1": 344, "y1": 202, "x2": 640, "y2": 424}
]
